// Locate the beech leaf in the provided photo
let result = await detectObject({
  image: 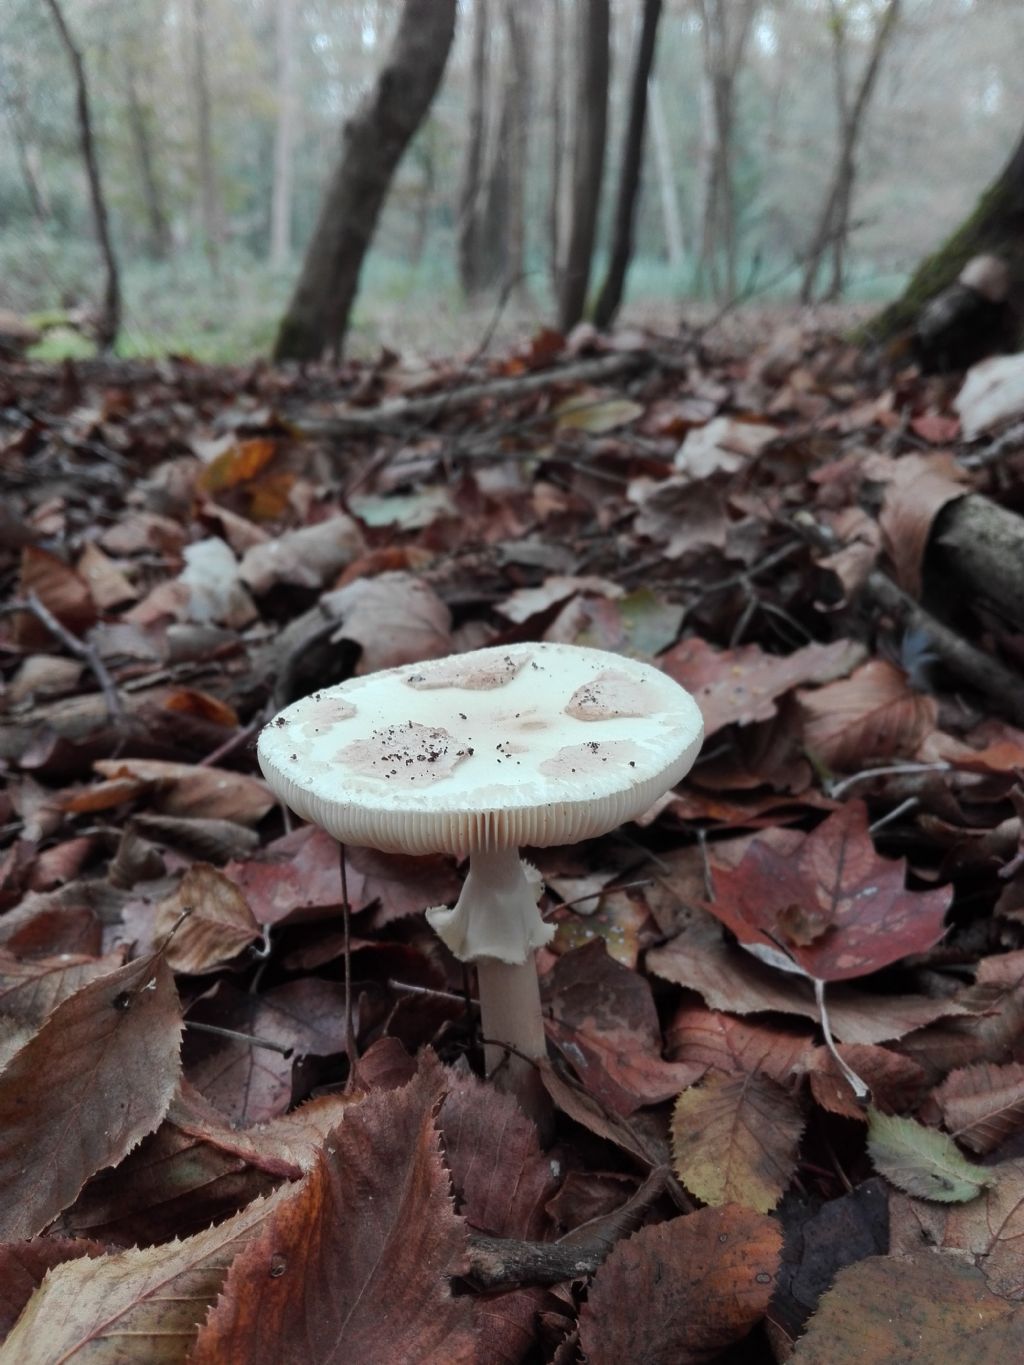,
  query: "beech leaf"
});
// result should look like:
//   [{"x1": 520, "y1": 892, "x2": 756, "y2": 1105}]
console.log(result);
[
  {"x1": 867, "y1": 1108, "x2": 993, "y2": 1202},
  {"x1": 578, "y1": 1205, "x2": 782, "y2": 1365},
  {"x1": 153, "y1": 862, "x2": 260, "y2": 973},
  {"x1": 790, "y1": 1251, "x2": 1024, "y2": 1362},
  {"x1": 934, "y1": 1061, "x2": 1024, "y2": 1154},
  {"x1": 671, "y1": 1071, "x2": 804, "y2": 1213},
  {"x1": 799, "y1": 658, "x2": 937, "y2": 769},
  {"x1": 706, "y1": 800, "x2": 951, "y2": 981},
  {"x1": 0, "y1": 951, "x2": 182, "y2": 1240},
  {"x1": 189, "y1": 1059, "x2": 479, "y2": 1364}
]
